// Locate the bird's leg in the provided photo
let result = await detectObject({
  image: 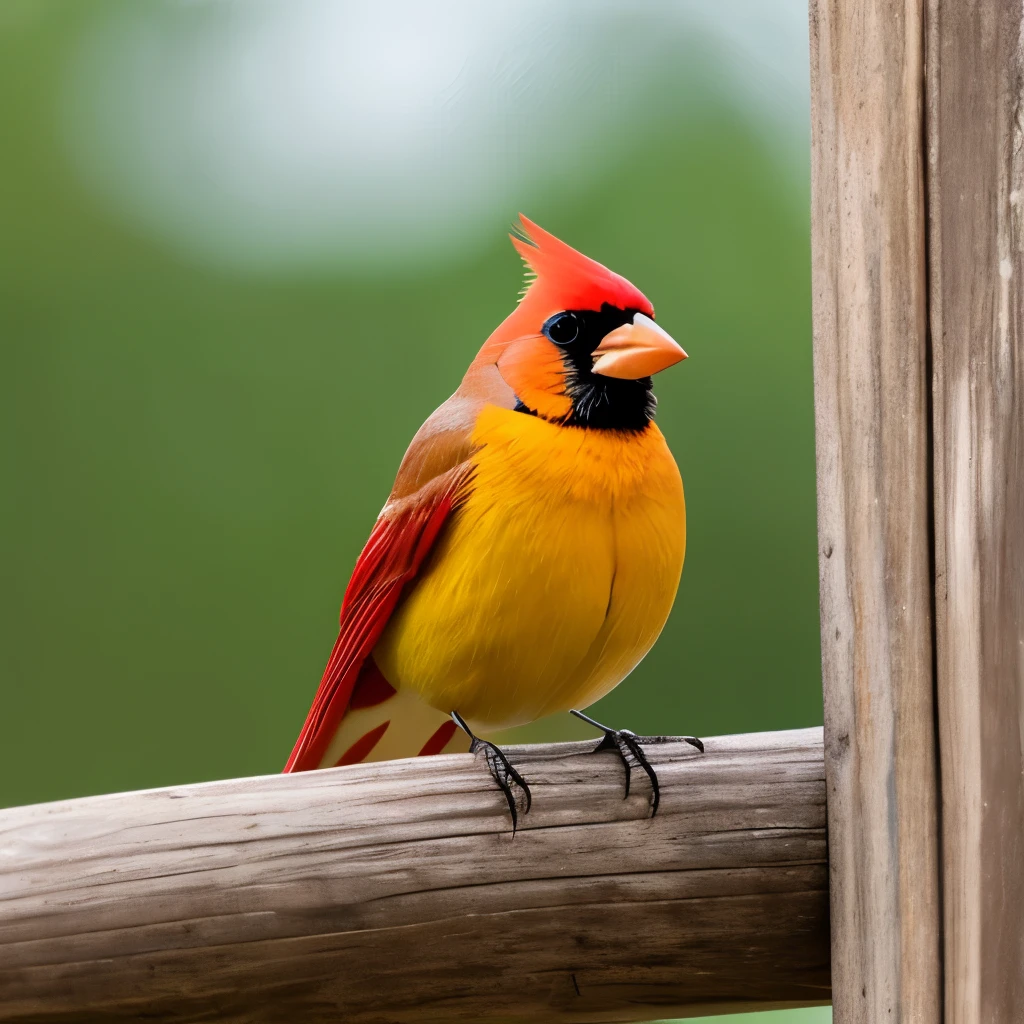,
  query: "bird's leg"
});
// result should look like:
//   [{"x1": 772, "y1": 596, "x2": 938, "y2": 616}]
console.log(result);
[
  {"x1": 569, "y1": 709, "x2": 704, "y2": 818},
  {"x1": 451, "y1": 711, "x2": 532, "y2": 833}
]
